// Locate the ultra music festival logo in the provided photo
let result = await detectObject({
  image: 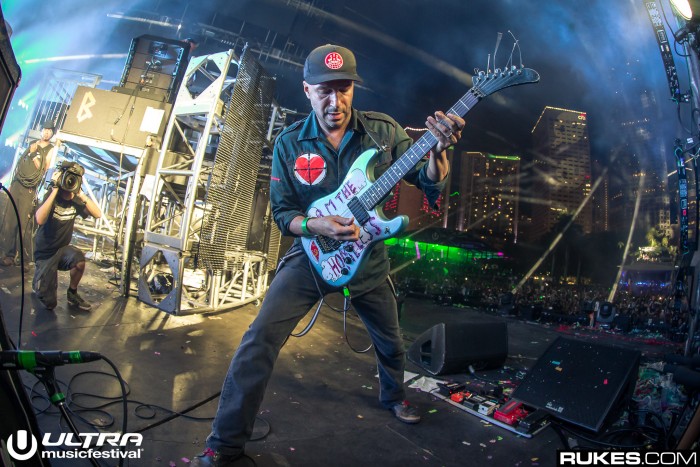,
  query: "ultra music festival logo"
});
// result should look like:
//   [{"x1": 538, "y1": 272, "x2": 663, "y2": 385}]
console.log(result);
[{"x1": 4, "y1": 430, "x2": 144, "y2": 461}]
